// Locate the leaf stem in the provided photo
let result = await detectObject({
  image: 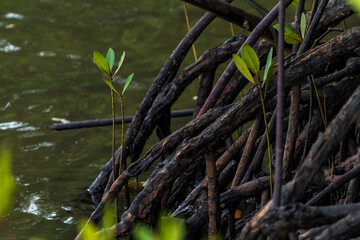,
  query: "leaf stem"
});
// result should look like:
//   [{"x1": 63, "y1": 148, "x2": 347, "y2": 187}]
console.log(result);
[
  {"x1": 119, "y1": 94, "x2": 130, "y2": 209},
  {"x1": 256, "y1": 82, "x2": 273, "y2": 195},
  {"x1": 110, "y1": 80, "x2": 119, "y2": 223}
]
